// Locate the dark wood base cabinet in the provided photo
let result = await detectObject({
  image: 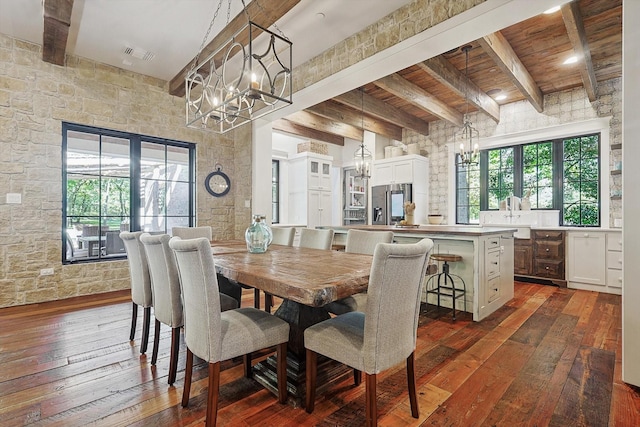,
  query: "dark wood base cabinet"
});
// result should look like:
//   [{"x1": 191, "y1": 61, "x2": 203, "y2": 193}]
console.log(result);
[{"x1": 514, "y1": 230, "x2": 566, "y2": 287}]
